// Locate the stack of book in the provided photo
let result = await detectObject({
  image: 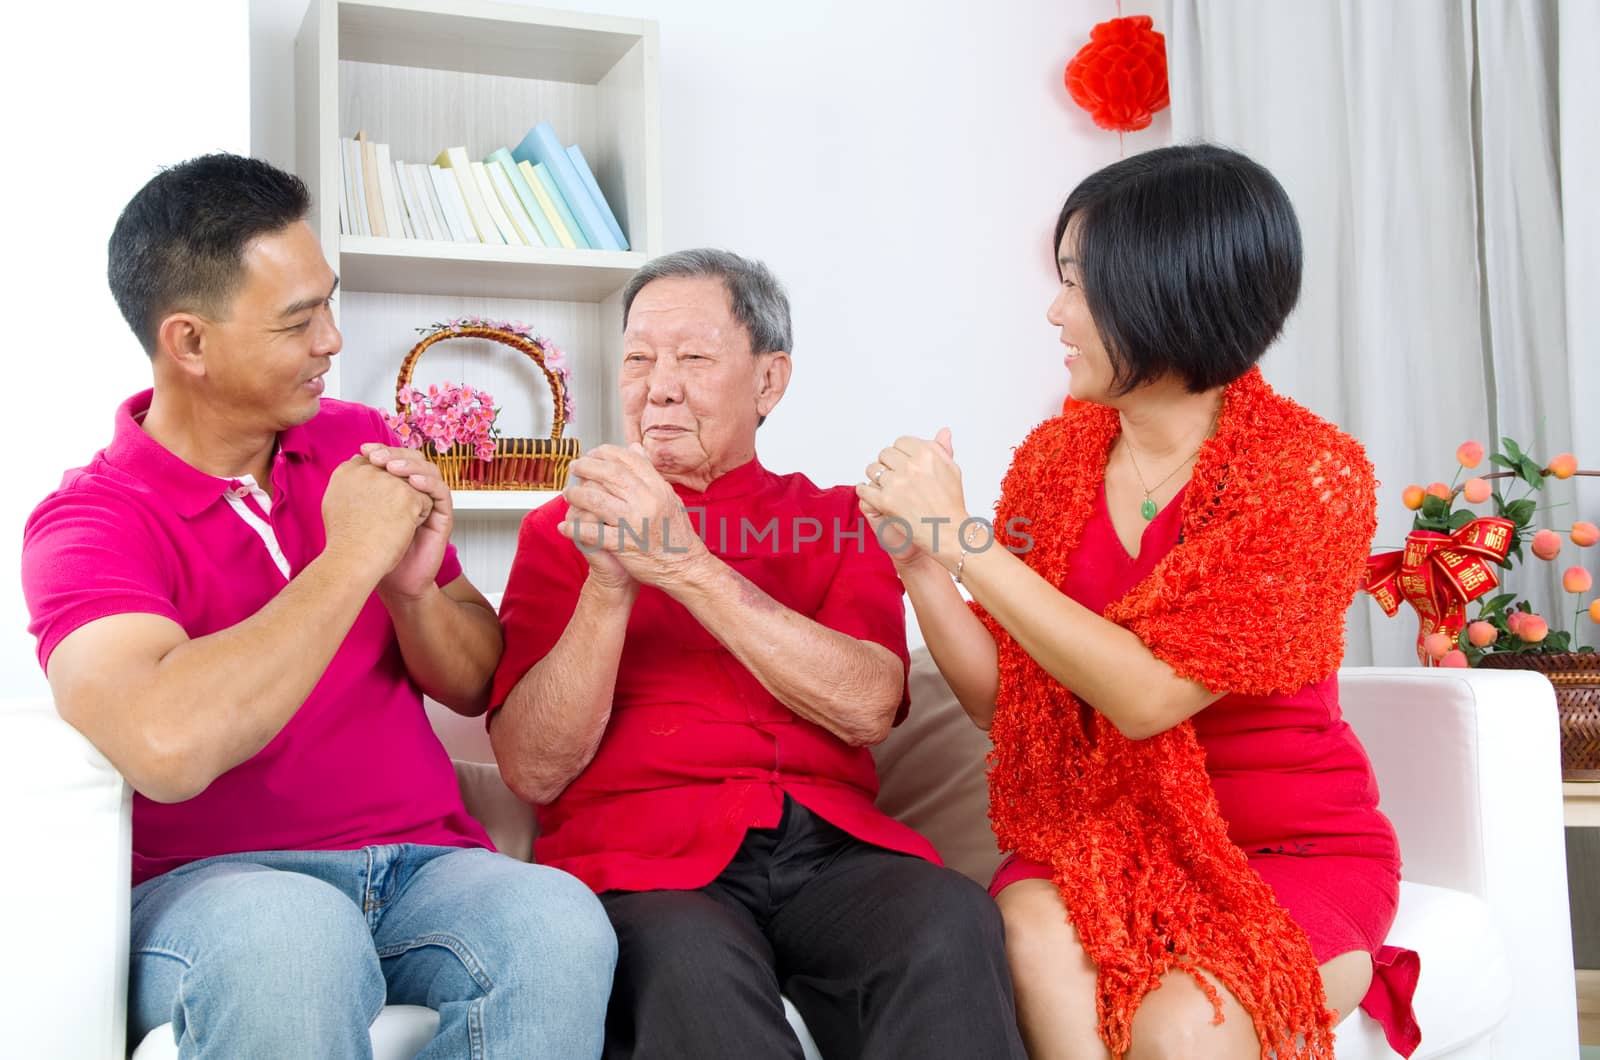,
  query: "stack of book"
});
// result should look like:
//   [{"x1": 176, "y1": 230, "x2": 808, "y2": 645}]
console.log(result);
[{"x1": 337, "y1": 122, "x2": 629, "y2": 252}]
